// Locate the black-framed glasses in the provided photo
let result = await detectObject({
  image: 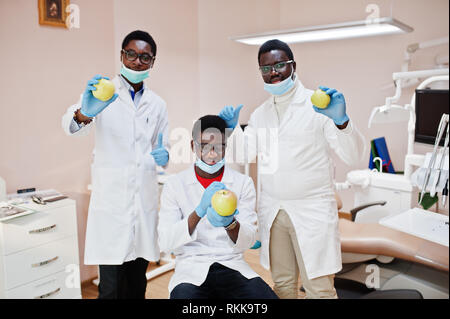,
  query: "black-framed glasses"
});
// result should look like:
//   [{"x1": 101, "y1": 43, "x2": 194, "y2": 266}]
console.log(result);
[
  {"x1": 121, "y1": 49, "x2": 154, "y2": 65},
  {"x1": 194, "y1": 141, "x2": 226, "y2": 154},
  {"x1": 259, "y1": 60, "x2": 294, "y2": 75}
]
